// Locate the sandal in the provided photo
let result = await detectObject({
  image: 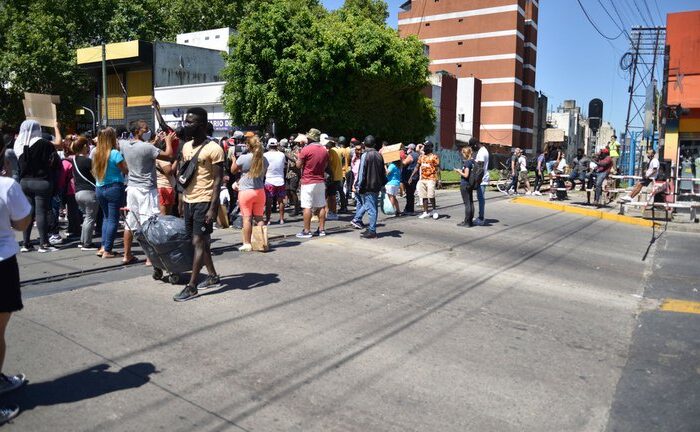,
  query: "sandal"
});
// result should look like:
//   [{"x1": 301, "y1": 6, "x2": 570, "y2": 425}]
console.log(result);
[
  {"x1": 101, "y1": 251, "x2": 120, "y2": 259},
  {"x1": 122, "y1": 255, "x2": 139, "y2": 265}
]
